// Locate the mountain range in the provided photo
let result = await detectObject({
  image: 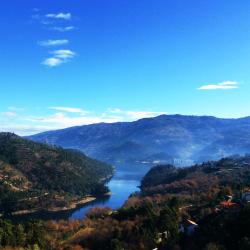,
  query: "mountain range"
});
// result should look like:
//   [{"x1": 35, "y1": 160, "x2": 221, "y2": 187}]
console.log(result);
[{"x1": 28, "y1": 114, "x2": 250, "y2": 166}]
